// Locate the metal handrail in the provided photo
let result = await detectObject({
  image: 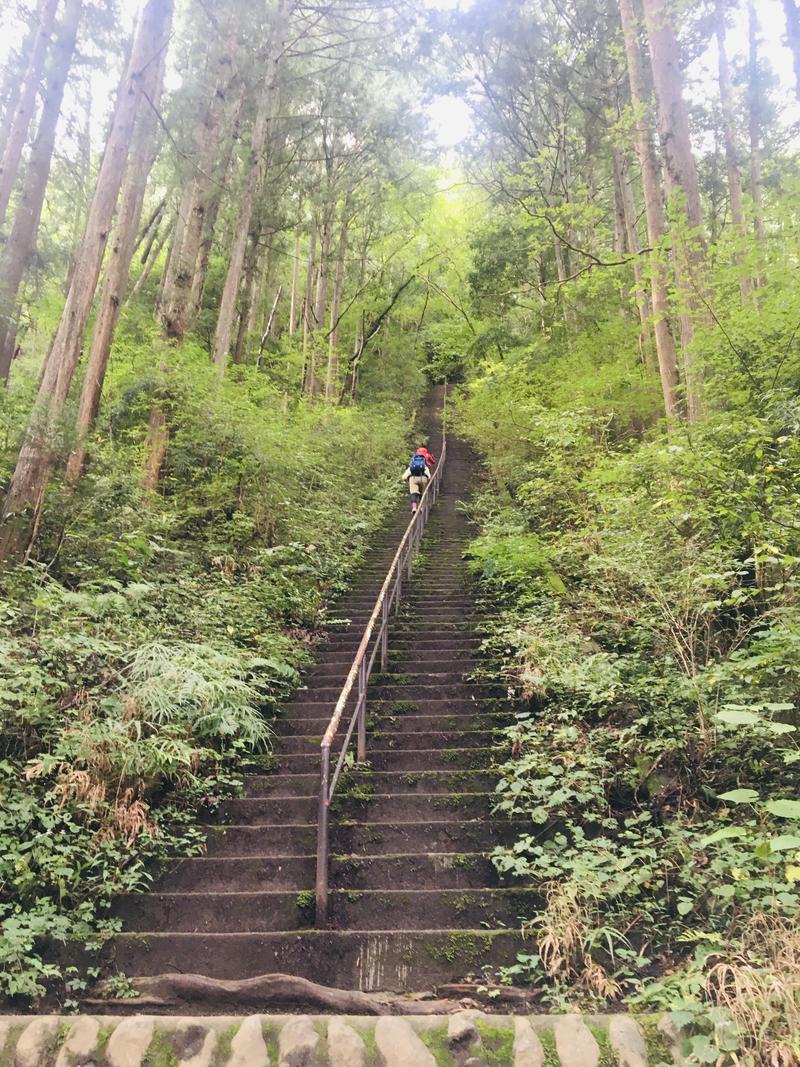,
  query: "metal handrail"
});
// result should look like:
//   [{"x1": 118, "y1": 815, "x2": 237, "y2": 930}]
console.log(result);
[{"x1": 315, "y1": 414, "x2": 448, "y2": 924}]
